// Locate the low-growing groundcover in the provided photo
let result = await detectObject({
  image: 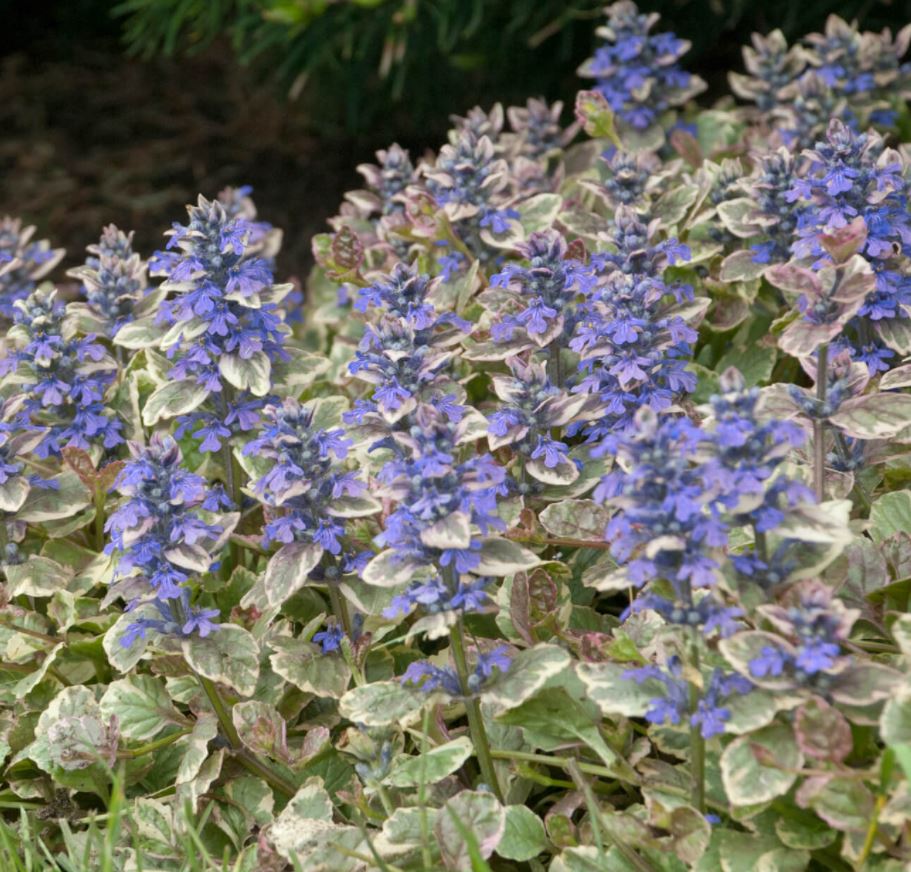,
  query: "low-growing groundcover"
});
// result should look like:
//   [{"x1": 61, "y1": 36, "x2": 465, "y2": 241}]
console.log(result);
[{"x1": 6, "y1": 2, "x2": 911, "y2": 869}]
